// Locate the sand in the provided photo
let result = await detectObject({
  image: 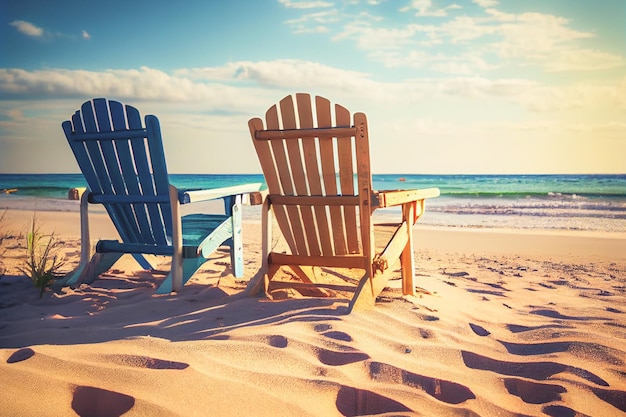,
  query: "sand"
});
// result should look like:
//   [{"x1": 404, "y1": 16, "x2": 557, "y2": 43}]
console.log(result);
[{"x1": 0, "y1": 207, "x2": 625, "y2": 417}]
